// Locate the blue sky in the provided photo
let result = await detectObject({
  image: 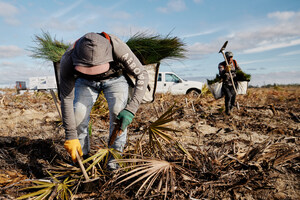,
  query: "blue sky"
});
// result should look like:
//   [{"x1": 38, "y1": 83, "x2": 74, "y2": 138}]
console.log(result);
[{"x1": 0, "y1": 0, "x2": 300, "y2": 87}]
